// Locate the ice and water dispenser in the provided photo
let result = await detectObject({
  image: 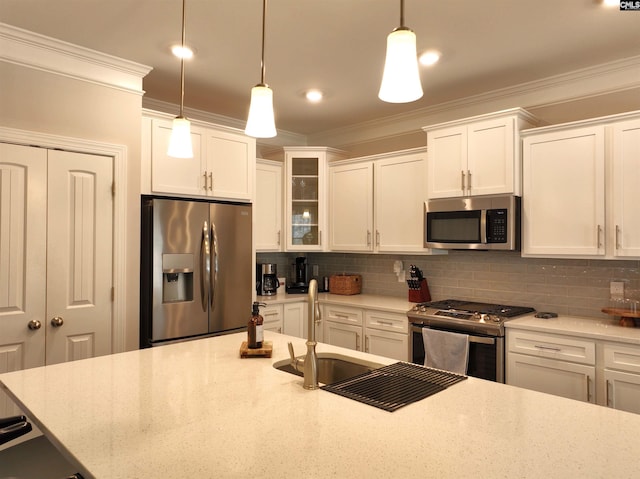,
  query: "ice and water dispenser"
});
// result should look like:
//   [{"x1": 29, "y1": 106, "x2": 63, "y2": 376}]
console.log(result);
[{"x1": 162, "y1": 253, "x2": 194, "y2": 303}]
